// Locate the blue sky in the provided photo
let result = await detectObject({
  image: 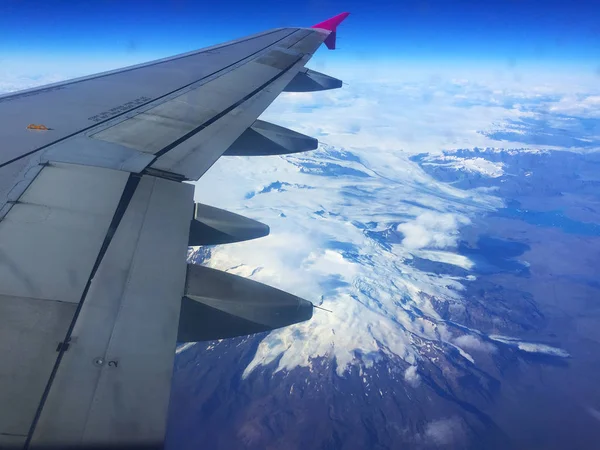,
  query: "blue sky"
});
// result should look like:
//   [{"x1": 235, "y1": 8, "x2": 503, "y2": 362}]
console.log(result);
[{"x1": 0, "y1": 0, "x2": 598, "y2": 72}]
